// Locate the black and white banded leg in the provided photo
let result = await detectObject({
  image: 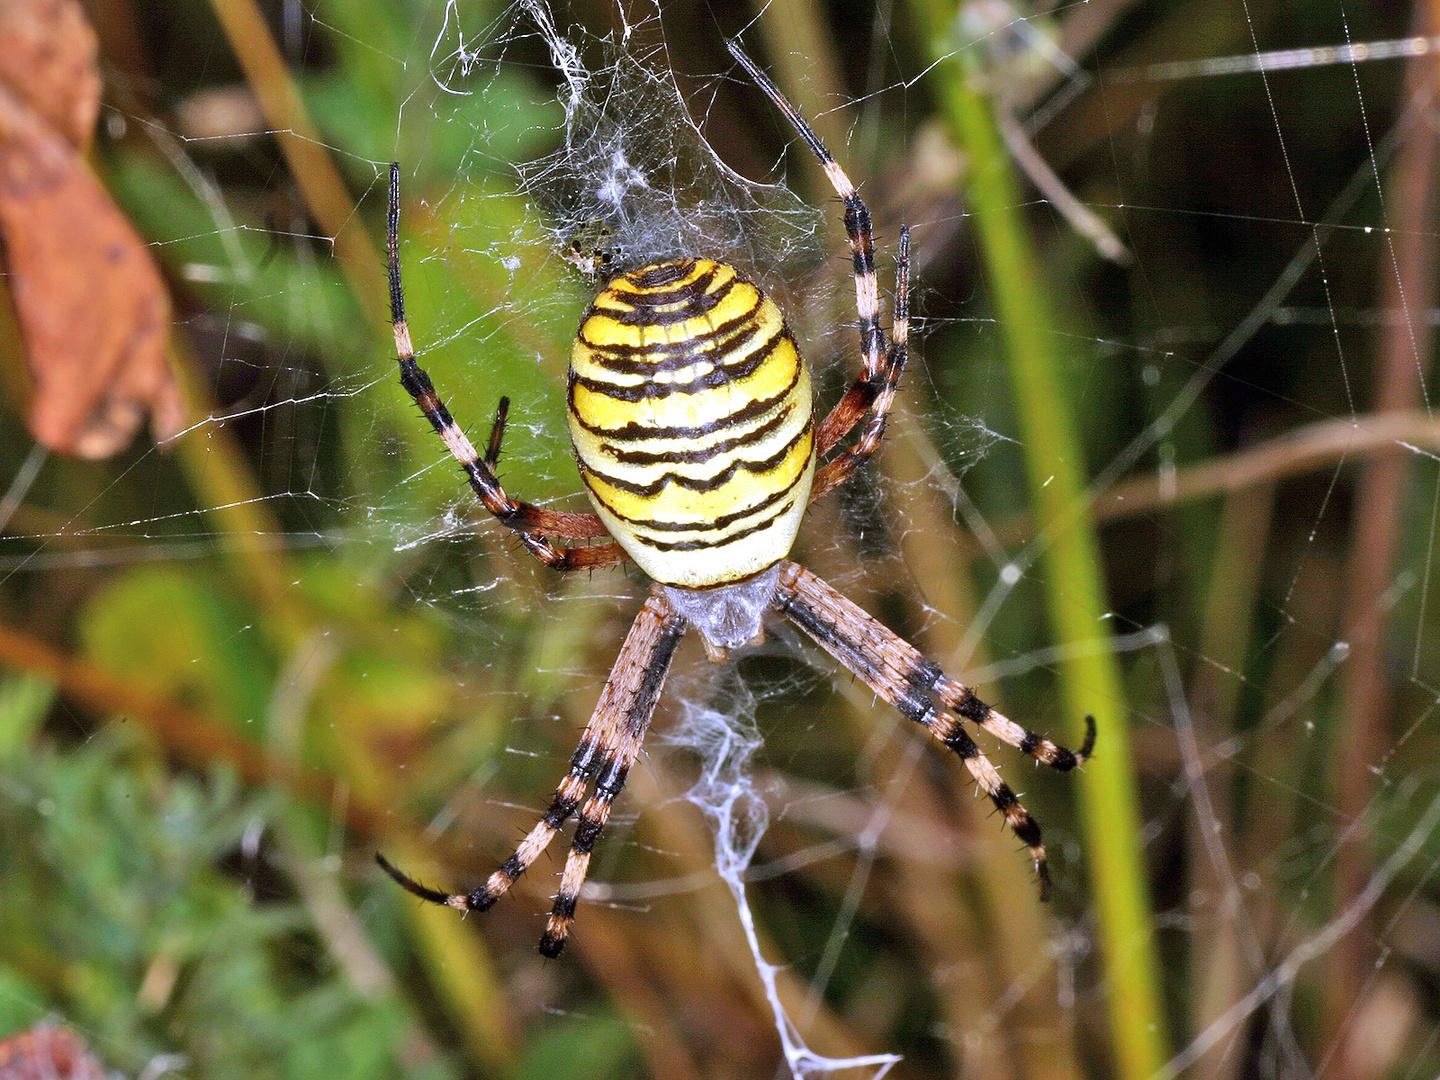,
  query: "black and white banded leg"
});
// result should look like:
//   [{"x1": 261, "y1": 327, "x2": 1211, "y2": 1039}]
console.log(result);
[
  {"x1": 378, "y1": 587, "x2": 687, "y2": 956},
  {"x1": 386, "y1": 163, "x2": 628, "y2": 573},
  {"x1": 773, "y1": 561, "x2": 1094, "y2": 898},
  {"x1": 726, "y1": 40, "x2": 910, "y2": 492}
]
